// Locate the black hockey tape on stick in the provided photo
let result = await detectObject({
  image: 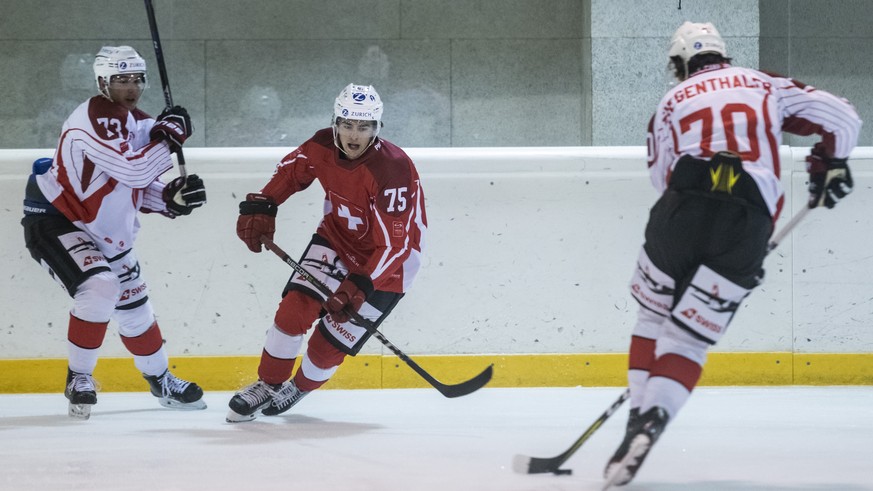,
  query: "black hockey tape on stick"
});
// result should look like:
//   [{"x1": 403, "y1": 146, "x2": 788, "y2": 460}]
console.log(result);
[
  {"x1": 512, "y1": 389, "x2": 630, "y2": 475},
  {"x1": 260, "y1": 236, "x2": 494, "y2": 398},
  {"x1": 144, "y1": 0, "x2": 188, "y2": 178}
]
